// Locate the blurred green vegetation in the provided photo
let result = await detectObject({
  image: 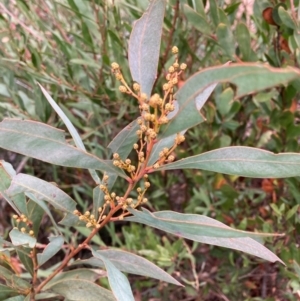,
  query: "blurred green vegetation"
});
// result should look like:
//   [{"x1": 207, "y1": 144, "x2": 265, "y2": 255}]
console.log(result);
[{"x1": 1, "y1": 0, "x2": 300, "y2": 300}]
